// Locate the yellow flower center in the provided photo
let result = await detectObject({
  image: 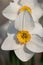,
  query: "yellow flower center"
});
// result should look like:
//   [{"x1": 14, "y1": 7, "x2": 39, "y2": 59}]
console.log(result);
[
  {"x1": 18, "y1": 6, "x2": 32, "y2": 14},
  {"x1": 16, "y1": 30, "x2": 31, "y2": 44}
]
